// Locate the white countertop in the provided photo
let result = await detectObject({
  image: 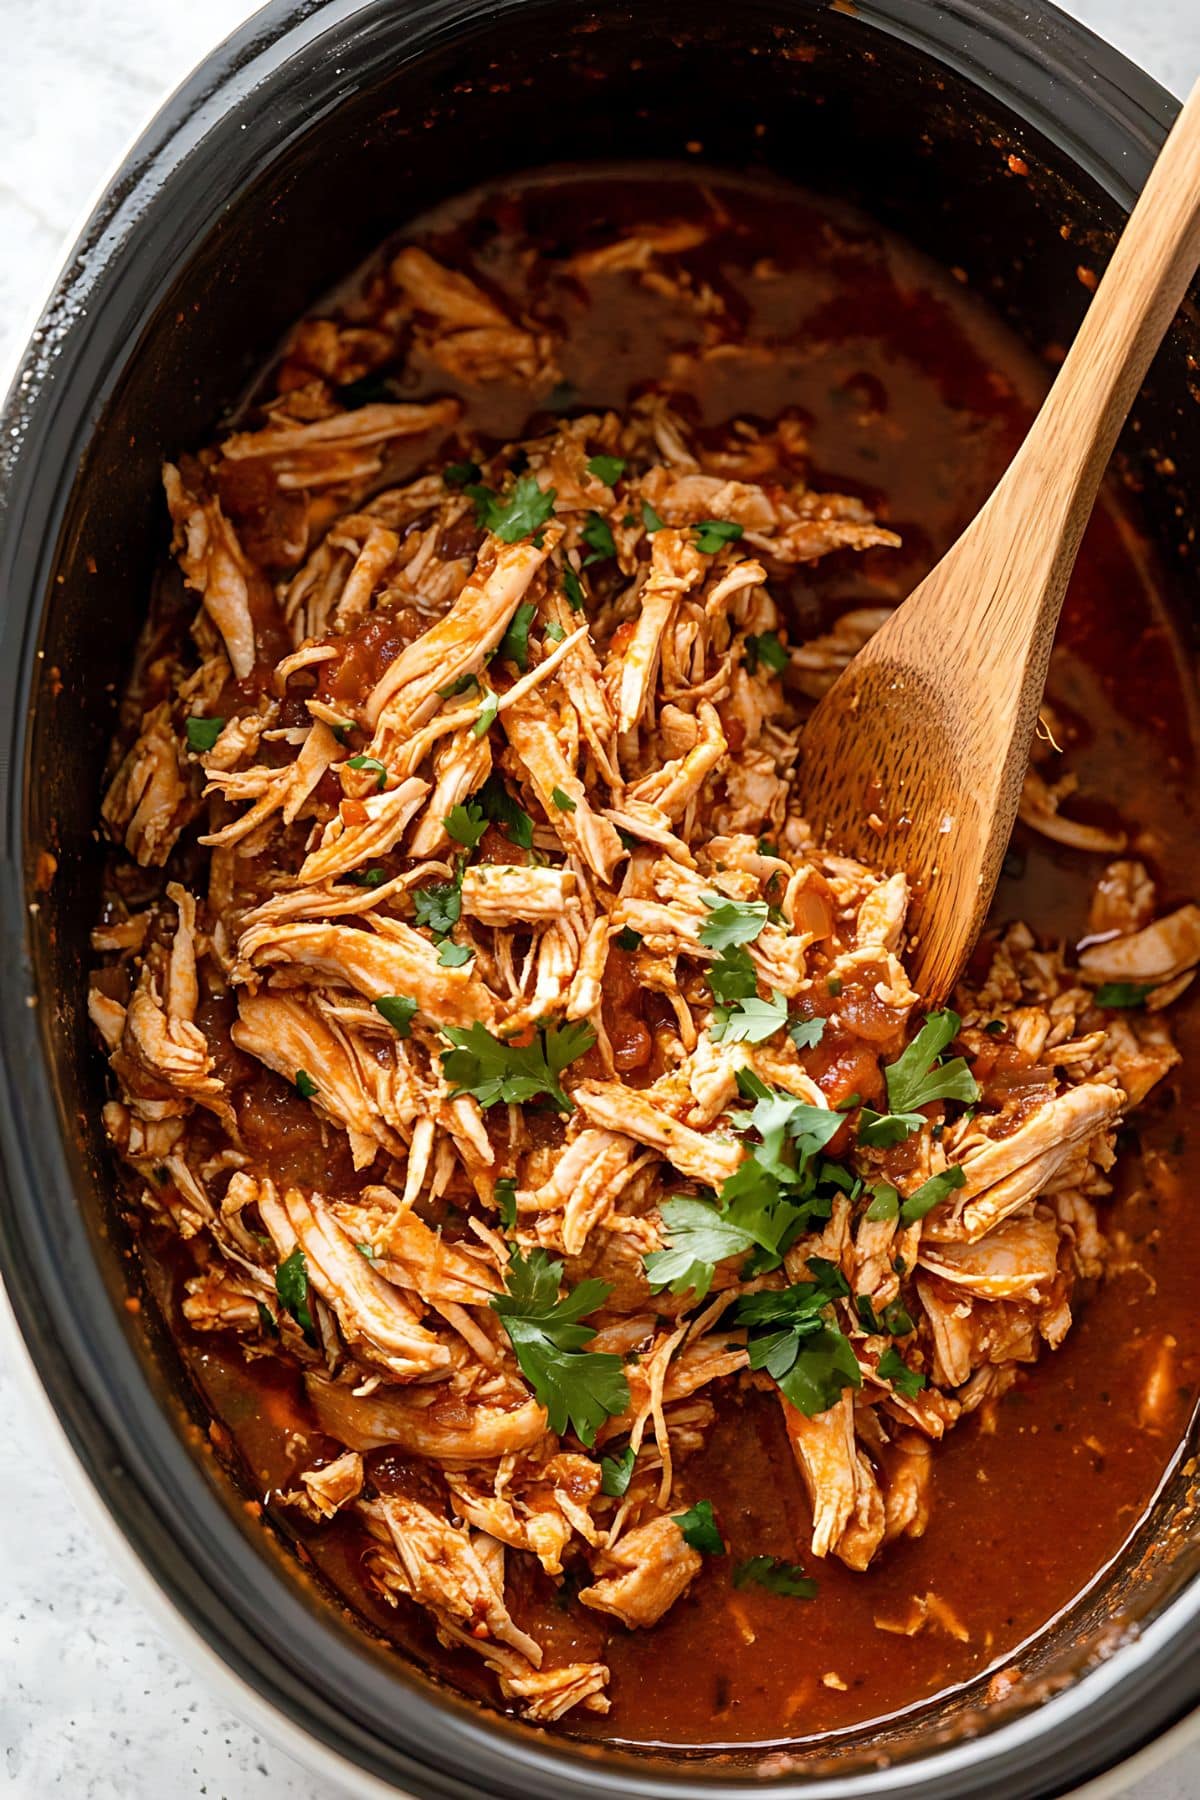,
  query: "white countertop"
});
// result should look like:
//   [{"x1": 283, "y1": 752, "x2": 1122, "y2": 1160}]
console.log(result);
[{"x1": 1, "y1": 2, "x2": 1198, "y2": 1795}]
